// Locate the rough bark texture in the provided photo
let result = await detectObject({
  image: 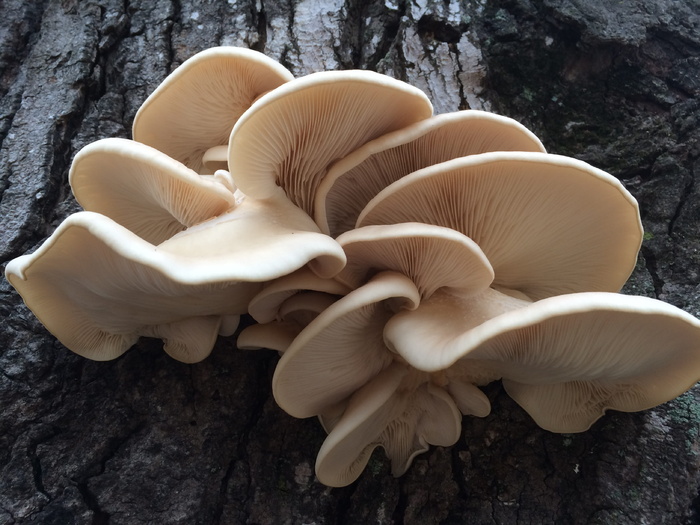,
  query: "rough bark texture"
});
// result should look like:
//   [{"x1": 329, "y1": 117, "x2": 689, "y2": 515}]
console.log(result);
[{"x1": 1, "y1": 0, "x2": 699, "y2": 523}]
